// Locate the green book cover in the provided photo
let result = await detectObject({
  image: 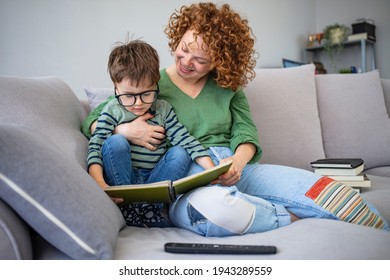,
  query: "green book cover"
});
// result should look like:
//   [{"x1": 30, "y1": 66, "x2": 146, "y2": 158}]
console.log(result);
[
  {"x1": 104, "y1": 180, "x2": 173, "y2": 203},
  {"x1": 104, "y1": 160, "x2": 232, "y2": 204}
]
